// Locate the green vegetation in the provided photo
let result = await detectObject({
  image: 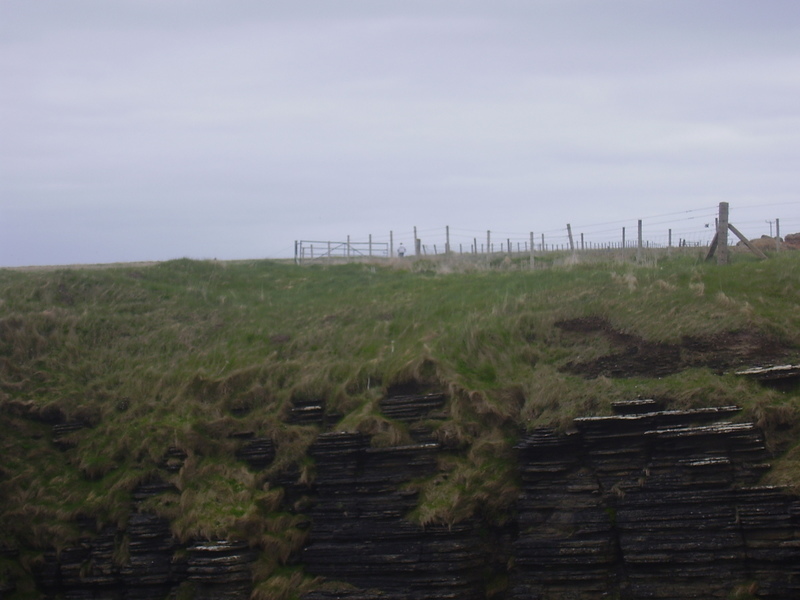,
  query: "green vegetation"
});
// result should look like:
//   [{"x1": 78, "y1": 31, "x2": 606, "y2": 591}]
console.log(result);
[{"x1": 1, "y1": 249, "x2": 800, "y2": 596}]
